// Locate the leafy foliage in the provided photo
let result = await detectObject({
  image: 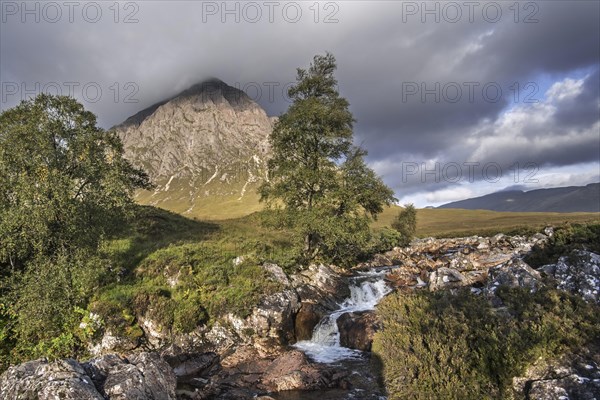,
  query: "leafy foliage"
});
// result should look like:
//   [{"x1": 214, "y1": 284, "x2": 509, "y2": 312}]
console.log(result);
[
  {"x1": 260, "y1": 54, "x2": 396, "y2": 267},
  {"x1": 0, "y1": 94, "x2": 151, "y2": 365},
  {"x1": 369, "y1": 227, "x2": 402, "y2": 254},
  {"x1": 391, "y1": 204, "x2": 417, "y2": 246},
  {"x1": 0, "y1": 94, "x2": 151, "y2": 271},
  {"x1": 373, "y1": 288, "x2": 600, "y2": 399}
]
